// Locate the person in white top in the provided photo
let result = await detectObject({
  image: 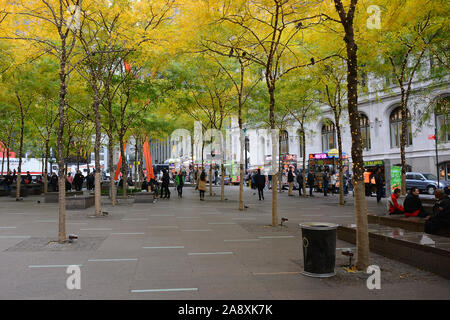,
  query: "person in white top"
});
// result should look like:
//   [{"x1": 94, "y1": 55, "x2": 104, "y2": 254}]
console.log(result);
[{"x1": 330, "y1": 172, "x2": 337, "y2": 194}]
